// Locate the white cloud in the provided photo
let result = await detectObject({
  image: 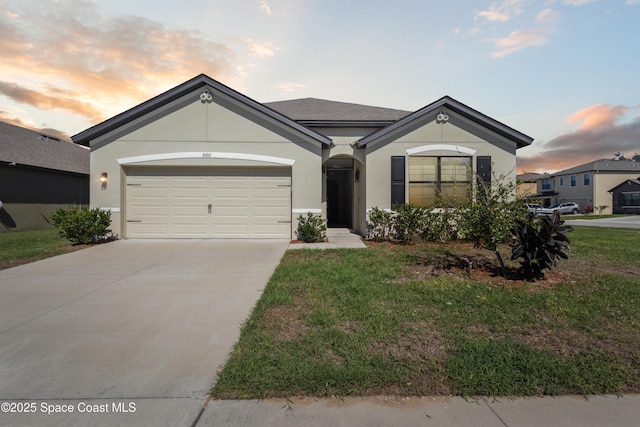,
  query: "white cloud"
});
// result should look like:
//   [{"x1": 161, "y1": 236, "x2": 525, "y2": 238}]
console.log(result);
[
  {"x1": 259, "y1": 0, "x2": 273, "y2": 16},
  {"x1": 247, "y1": 39, "x2": 277, "y2": 58},
  {"x1": 625, "y1": 0, "x2": 640, "y2": 4},
  {"x1": 536, "y1": 8, "x2": 559, "y2": 24},
  {"x1": 476, "y1": 0, "x2": 527, "y2": 22},
  {"x1": 490, "y1": 28, "x2": 550, "y2": 58},
  {"x1": 563, "y1": 0, "x2": 598, "y2": 5},
  {"x1": 275, "y1": 82, "x2": 305, "y2": 93}
]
